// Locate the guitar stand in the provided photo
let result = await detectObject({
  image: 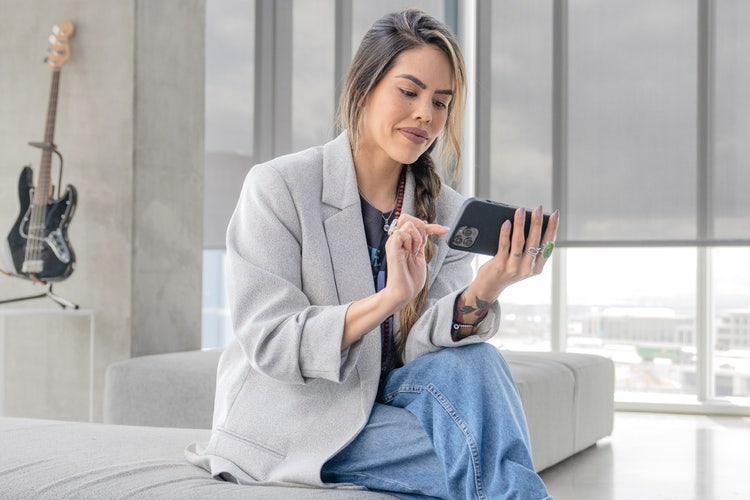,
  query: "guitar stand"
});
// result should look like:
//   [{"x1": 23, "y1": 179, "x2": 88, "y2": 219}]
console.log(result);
[{"x1": 0, "y1": 281, "x2": 79, "y2": 310}]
